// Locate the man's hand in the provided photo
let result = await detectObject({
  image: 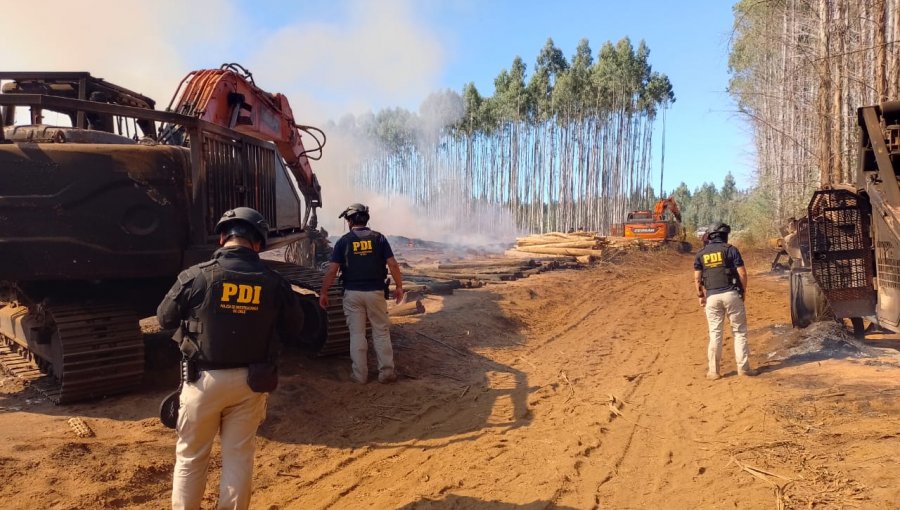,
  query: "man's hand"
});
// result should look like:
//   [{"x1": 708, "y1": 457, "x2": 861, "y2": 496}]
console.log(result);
[
  {"x1": 393, "y1": 286, "x2": 404, "y2": 304},
  {"x1": 699, "y1": 296, "x2": 706, "y2": 307},
  {"x1": 319, "y1": 262, "x2": 340, "y2": 310}
]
